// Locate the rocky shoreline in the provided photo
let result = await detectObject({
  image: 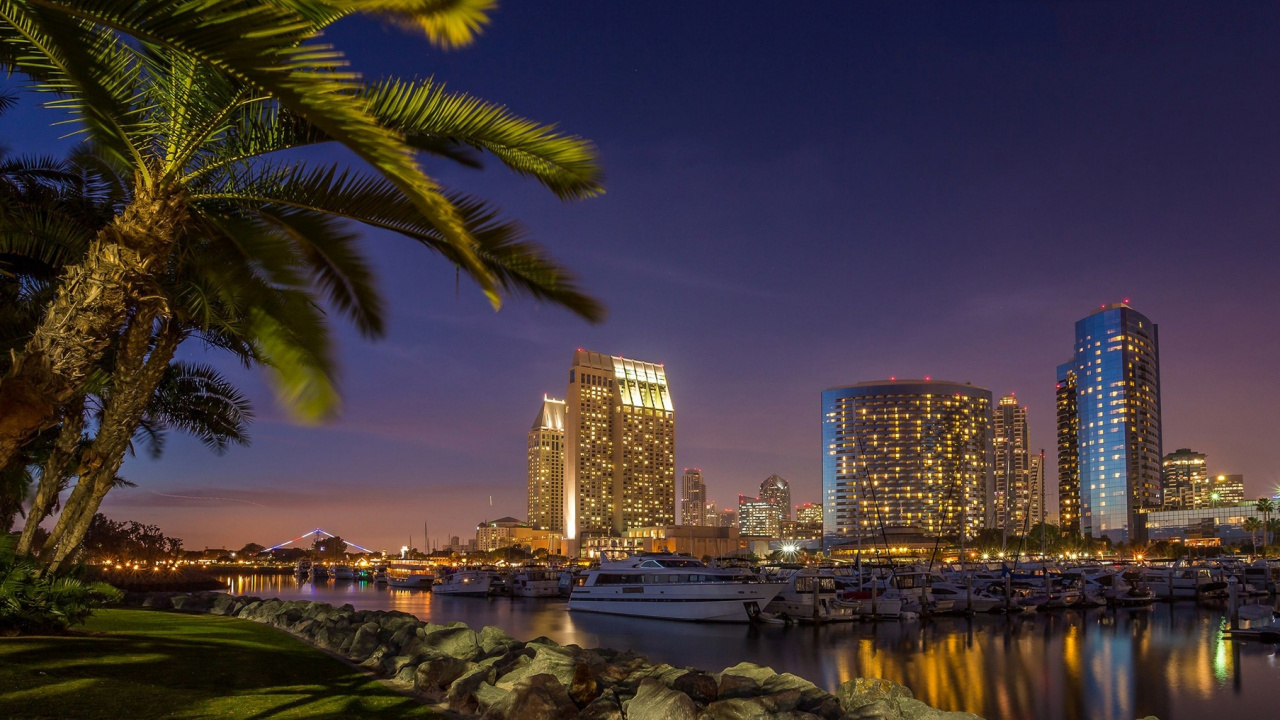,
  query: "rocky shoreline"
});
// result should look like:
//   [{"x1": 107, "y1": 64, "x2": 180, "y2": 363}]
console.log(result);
[{"x1": 119, "y1": 591, "x2": 979, "y2": 720}]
